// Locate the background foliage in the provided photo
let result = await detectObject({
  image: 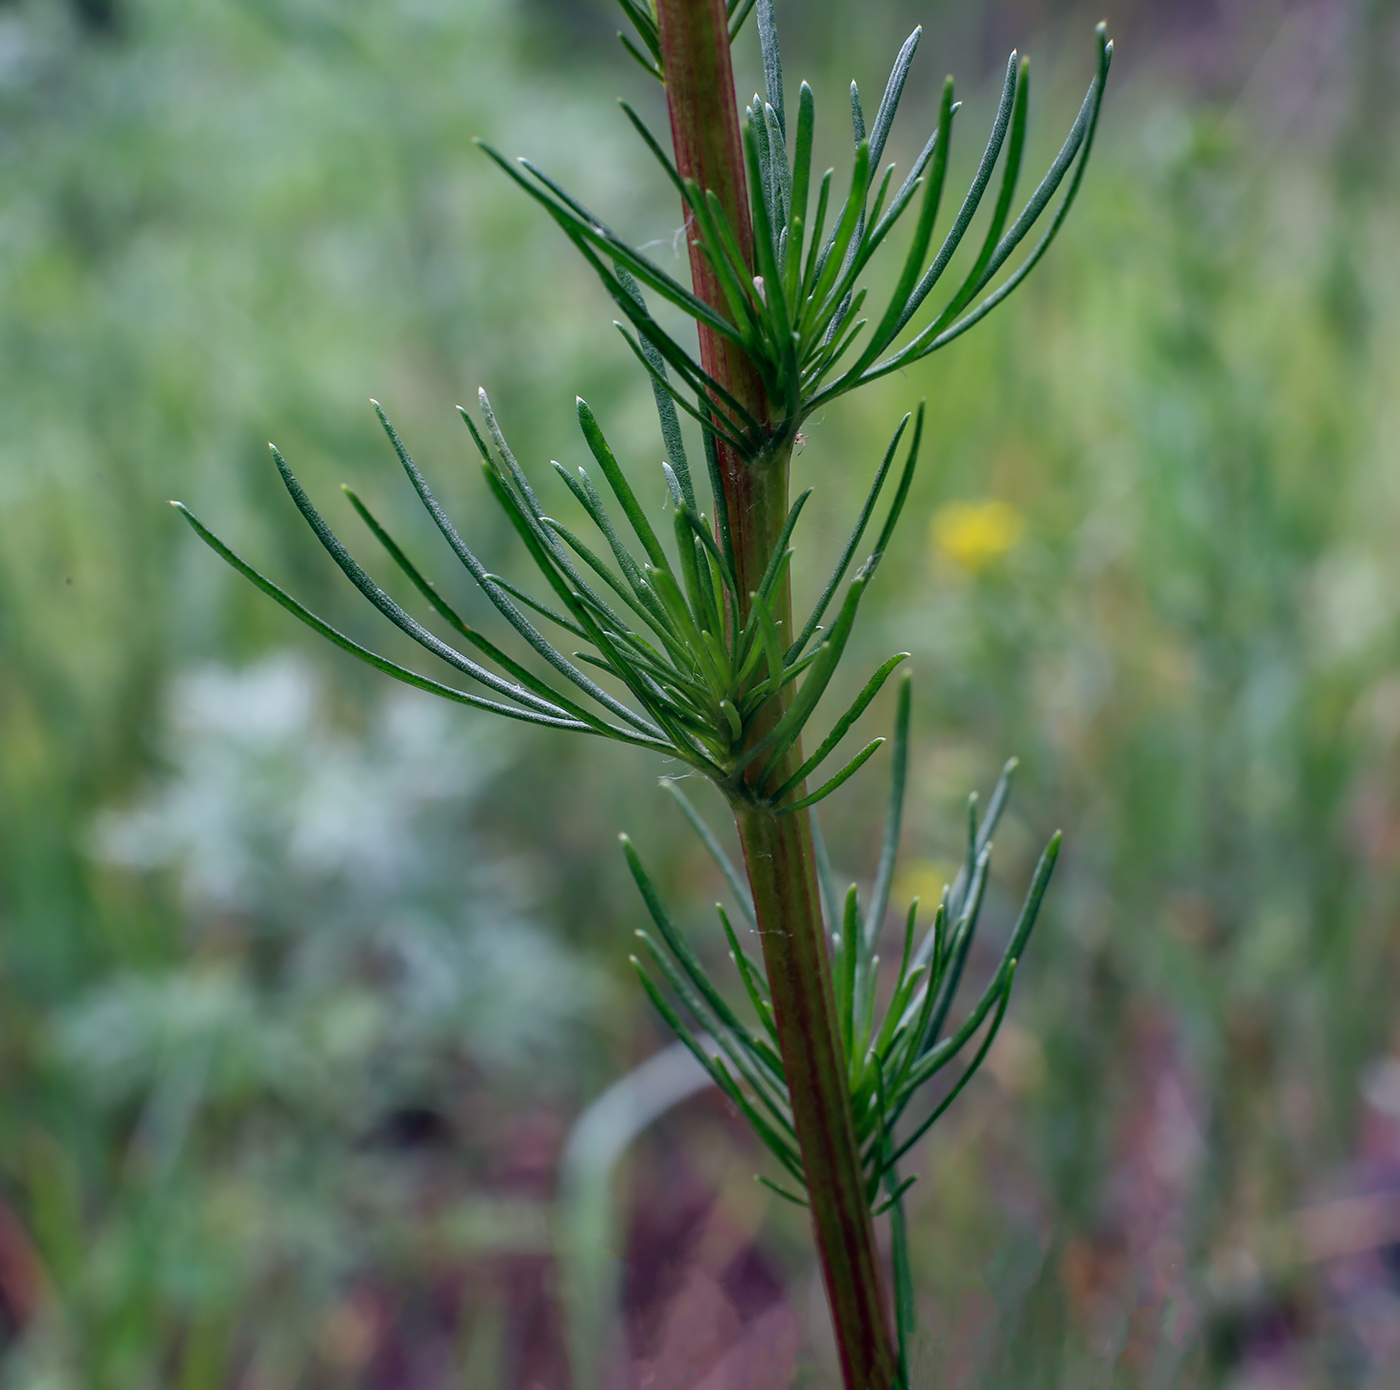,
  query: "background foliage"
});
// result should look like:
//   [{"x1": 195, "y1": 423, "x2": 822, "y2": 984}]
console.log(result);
[{"x1": 2, "y1": 0, "x2": 1399, "y2": 1385}]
